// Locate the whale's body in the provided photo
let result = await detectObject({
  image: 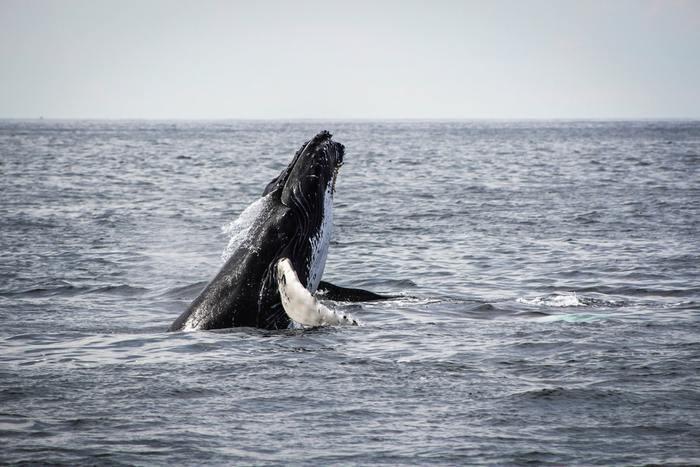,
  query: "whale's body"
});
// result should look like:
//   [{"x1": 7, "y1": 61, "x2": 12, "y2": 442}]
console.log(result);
[{"x1": 169, "y1": 131, "x2": 343, "y2": 331}]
